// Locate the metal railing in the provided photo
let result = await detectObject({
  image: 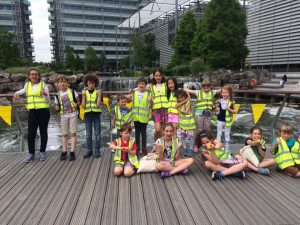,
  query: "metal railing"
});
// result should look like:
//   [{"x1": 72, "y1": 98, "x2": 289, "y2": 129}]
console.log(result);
[{"x1": 0, "y1": 90, "x2": 299, "y2": 152}]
